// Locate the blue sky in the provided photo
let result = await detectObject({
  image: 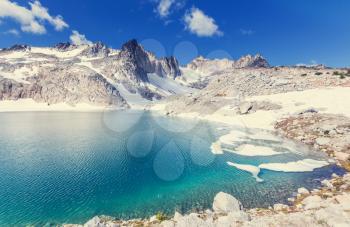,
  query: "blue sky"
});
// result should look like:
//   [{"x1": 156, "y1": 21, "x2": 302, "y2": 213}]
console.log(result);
[{"x1": 0, "y1": 0, "x2": 349, "y2": 67}]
